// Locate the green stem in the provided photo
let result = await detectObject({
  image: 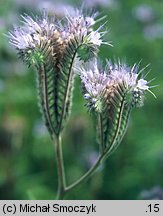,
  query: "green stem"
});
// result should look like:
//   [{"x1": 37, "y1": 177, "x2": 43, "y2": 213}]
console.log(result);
[
  {"x1": 53, "y1": 100, "x2": 128, "y2": 197},
  {"x1": 54, "y1": 135, "x2": 66, "y2": 200},
  {"x1": 98, "y1": 114, "x2": 105, "y2": 154},
  {"x1": 64, "y1": 113, "x2": 106, "y2": 194},
  {"x1": 65, "y1": 100, "x2": 127, "y2": 194},
  {"x1": 65, "y1": 154, "x2": 104, "y2": 193}
]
